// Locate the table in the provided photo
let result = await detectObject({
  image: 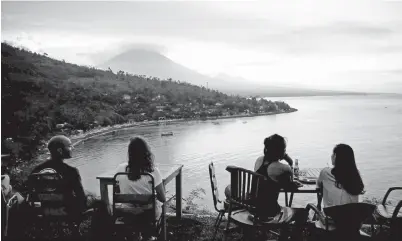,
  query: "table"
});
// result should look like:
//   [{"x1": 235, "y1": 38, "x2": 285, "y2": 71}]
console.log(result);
[
  {"x1": 282, "y1": 168, "x2": 322, "y2": 207},
  {"x1": 96, "y1": 164, "x2": 183, "y2": 218}
]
